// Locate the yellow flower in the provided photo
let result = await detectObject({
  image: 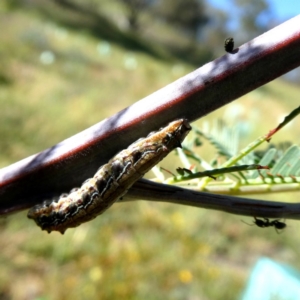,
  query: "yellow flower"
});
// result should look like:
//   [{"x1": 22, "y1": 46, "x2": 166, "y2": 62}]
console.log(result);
[
  {"x1": 179, "y1": 270, "x2": 193, "y2": 283},
  {"x1": 89, "y1": 266, "x2": 103, "y2": 282}
]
